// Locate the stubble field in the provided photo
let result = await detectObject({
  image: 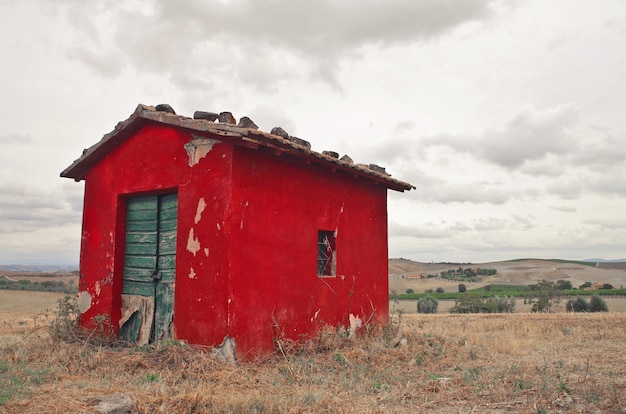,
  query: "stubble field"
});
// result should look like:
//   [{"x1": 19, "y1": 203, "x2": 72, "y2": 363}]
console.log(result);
[{"x1": 0, "y1": 290, "x2": 625, "y2": 413}]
